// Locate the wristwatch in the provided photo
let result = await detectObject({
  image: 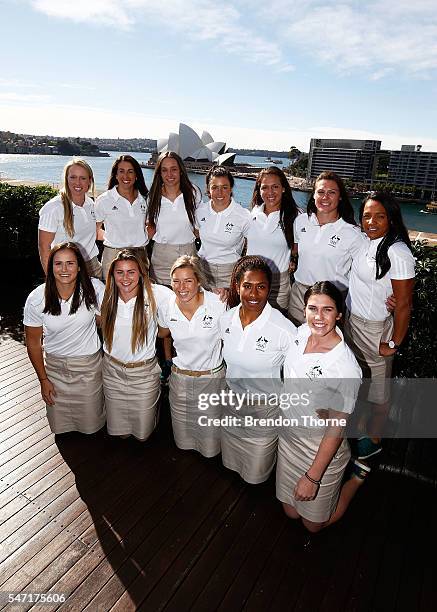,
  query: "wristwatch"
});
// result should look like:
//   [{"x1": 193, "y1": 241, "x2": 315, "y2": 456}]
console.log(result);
[{"x1": 388, "y1": 339, "x2": 399, "y2": 350}]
